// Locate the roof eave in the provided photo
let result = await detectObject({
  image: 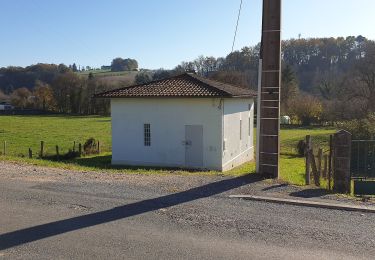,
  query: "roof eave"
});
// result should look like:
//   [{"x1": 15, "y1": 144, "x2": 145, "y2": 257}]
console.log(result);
[{"x1": 94, "y1": 94, "x2": 257, "y2": 99}]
